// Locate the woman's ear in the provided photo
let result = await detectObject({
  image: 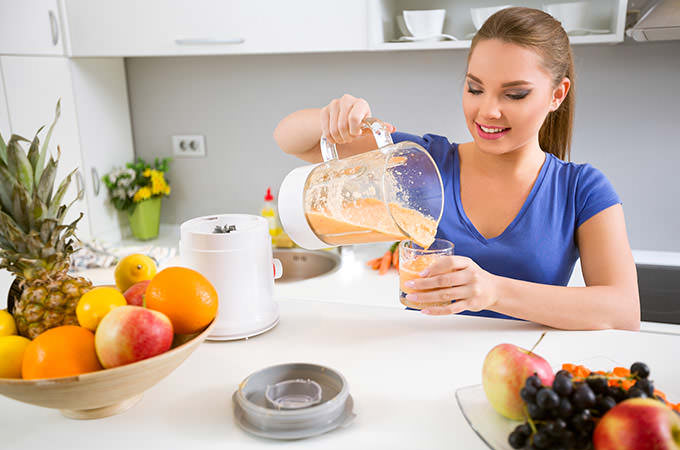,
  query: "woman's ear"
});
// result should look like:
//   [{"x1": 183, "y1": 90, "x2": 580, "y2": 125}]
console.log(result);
[{"x1": 550, "y1": 77, "x2": 571, "y2": 112}]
